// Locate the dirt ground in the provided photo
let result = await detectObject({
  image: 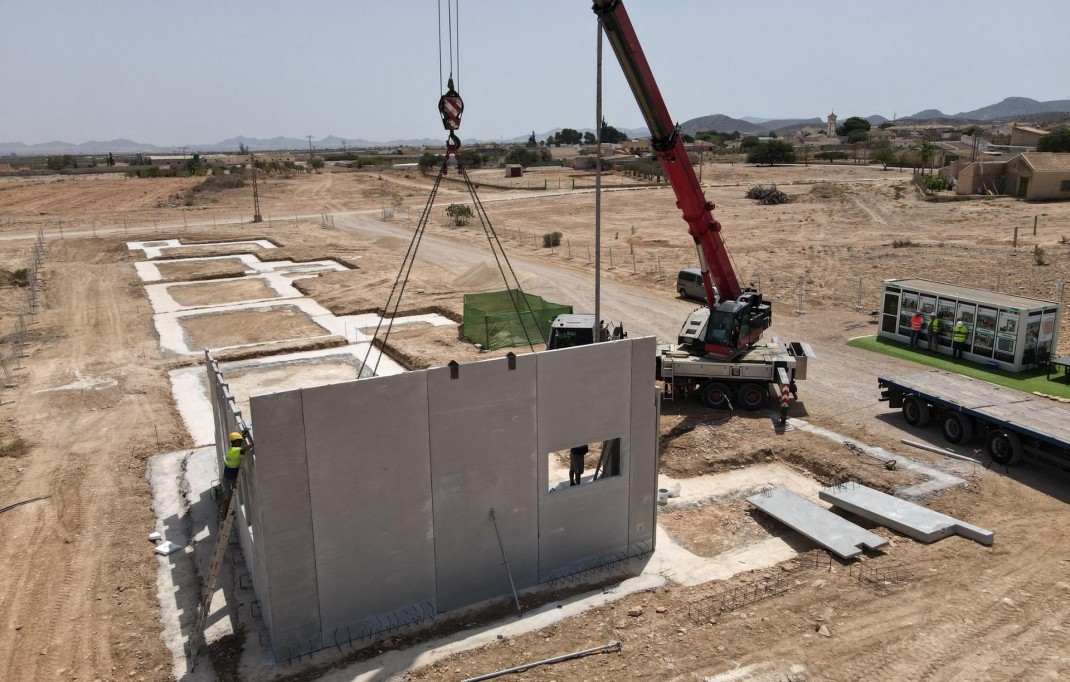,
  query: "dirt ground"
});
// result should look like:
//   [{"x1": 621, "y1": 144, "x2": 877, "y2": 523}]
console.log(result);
[
  {"x1": 179, "y1": 307, "x2": 330, "y2": 349},
  {"x1": 167, "y1": 278, "x2": 278, "y2": 307},
  {"x1": 1, "y1": 166, "x2": 1070, "y2": 681}
]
